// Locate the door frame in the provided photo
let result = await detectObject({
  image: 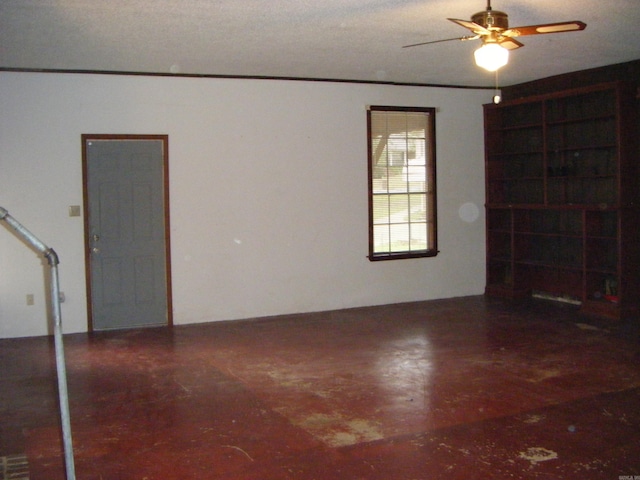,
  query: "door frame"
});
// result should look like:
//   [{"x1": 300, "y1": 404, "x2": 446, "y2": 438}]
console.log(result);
[{"x1": 81, "y1": 134, "x2": 173, "y2": 331}]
